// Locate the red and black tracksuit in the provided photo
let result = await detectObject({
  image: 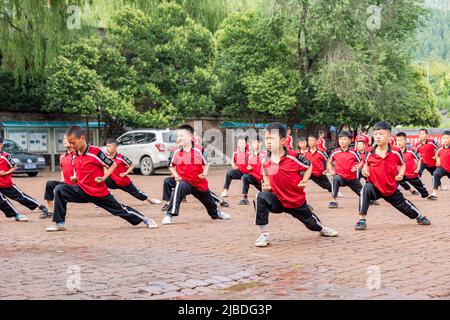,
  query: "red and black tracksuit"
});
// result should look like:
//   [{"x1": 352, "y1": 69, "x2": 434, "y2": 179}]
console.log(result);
[
  {"x1": 52, "y1": 145, "x2": 146, "y2": 226},
  {"x1": 166, "y1": 146, "x2": 220, "y2": 219},
  {"x1": 329, "y1": 148, "x2": 363, "y2": 198},
  {"x1": 0, "y1": 151, "x2": 44, "y2": 217},
  {"x1": 359, "y1": 145, "x2": 423, "y2": 220},
  {"x1": 433, "y1": 146, "x2": 450, "y2": 189},
  {"x1": 255, "y1": 149, "x2": 323, "y2": 232},
  {"x1": 397, "y1": 147, "x2": 430, "y2": 198},
  {"x1": 105, "y1": 153, "x2": 148, "y2": 201}
]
